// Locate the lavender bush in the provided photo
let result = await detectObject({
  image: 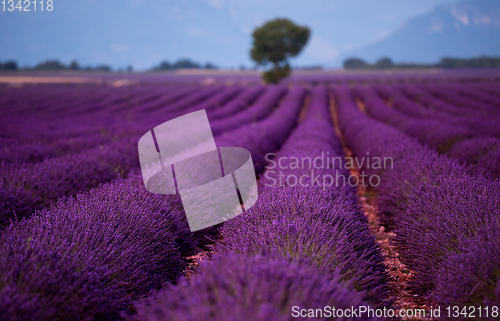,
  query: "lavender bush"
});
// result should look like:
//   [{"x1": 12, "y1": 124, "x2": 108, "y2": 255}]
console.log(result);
[
  {"x1": 217, "y1": 85, "x2": 391, "y2": 306},
  {"x1": 134, "y1": 252, "x2": 378, "y2": 321},
  {"x1": 0, "y1": 138, "x2": 139, "y2": 226},
  {"x1": 332, "y1": 85, "x2": 500, "y2": 305},
  {"x1": 431, "y1": 222, "x2": 500, "y2": 318},
  {"x1": 1, "y1": 78, "x2": 498, "y2": 320},
  {"x1": 353, "y1": 85, "x2": 476, "y2": 153},
  {"x1": 210, "y1": 85, "x2": 287, "y2": 135},
  {"x1": 447, "y1": 137, "x2": 500, "y2": 179},
  {"x1": 0, "y1": 173, "x2": 195, "y2": 321}
]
